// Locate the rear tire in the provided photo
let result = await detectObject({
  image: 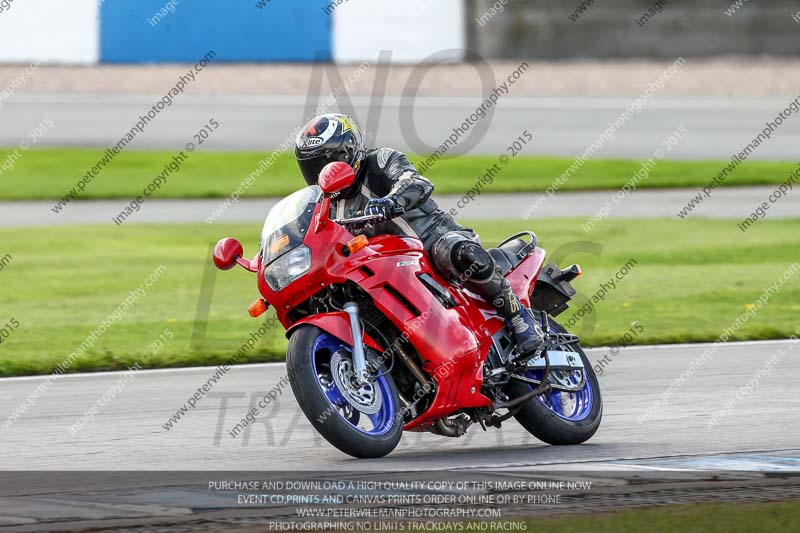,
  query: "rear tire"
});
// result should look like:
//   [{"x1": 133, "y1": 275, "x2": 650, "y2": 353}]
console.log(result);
[
  {"x1": 286, "y1": 326, "x2": 403, "y2": 458},
  {"x1": 507, "y1": 318, "x2": 602, "y2": 445}
]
